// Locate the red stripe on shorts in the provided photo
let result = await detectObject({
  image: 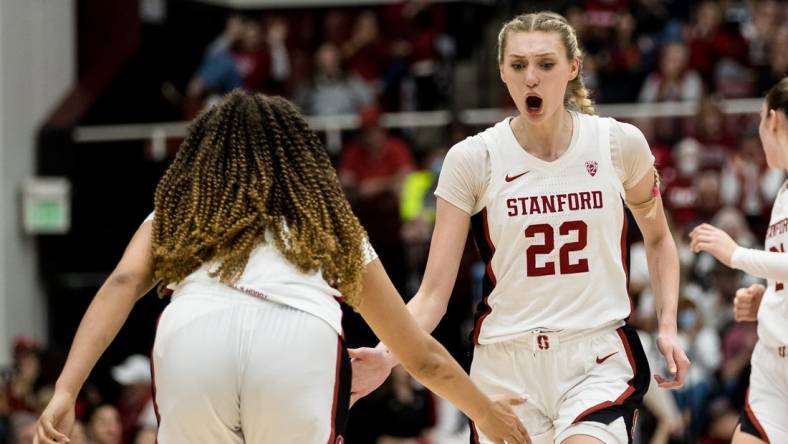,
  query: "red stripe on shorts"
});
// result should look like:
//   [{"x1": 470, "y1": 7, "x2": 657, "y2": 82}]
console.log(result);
[
  {"x1": 327, "y1": 338, "x2": 342, "y2": 444},
  {"x1": 745, "y1": 387, "x2": 770, "y2": 443},
  {"x1": 572, "y1": 327, "x2": 636, "y2": 423}
]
